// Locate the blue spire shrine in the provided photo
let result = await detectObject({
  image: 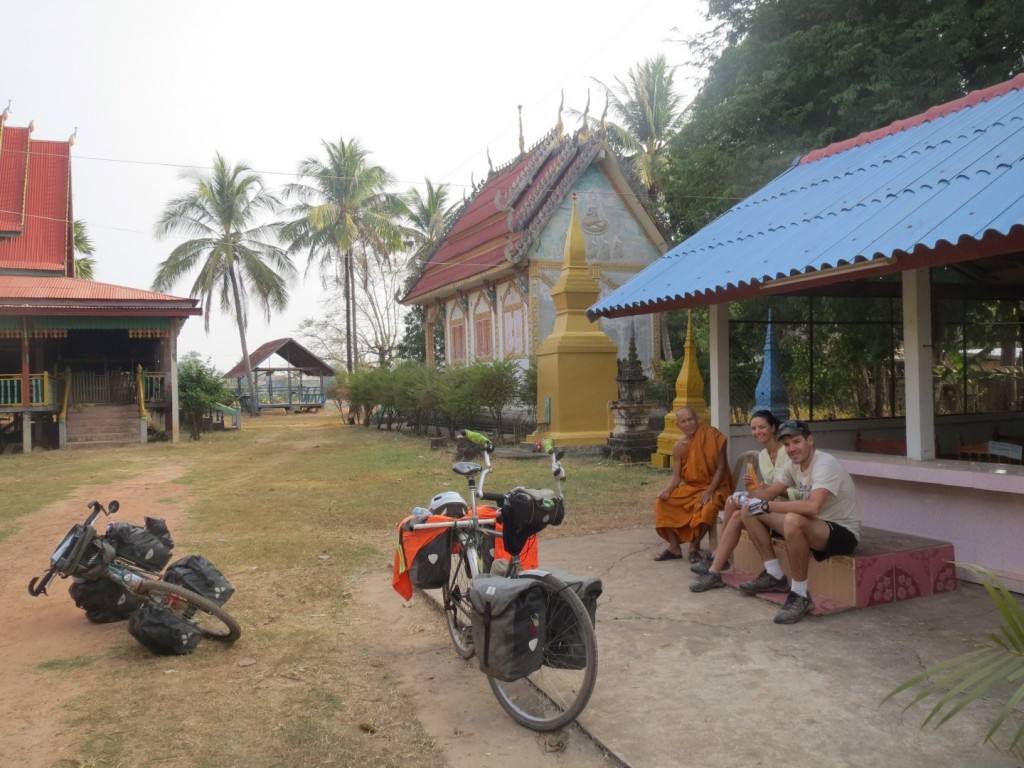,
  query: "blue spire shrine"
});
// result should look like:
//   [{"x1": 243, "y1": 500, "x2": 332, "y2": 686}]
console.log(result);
[{"x1": 753, "y1": 309, "x2": 790, "y2": 421}]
